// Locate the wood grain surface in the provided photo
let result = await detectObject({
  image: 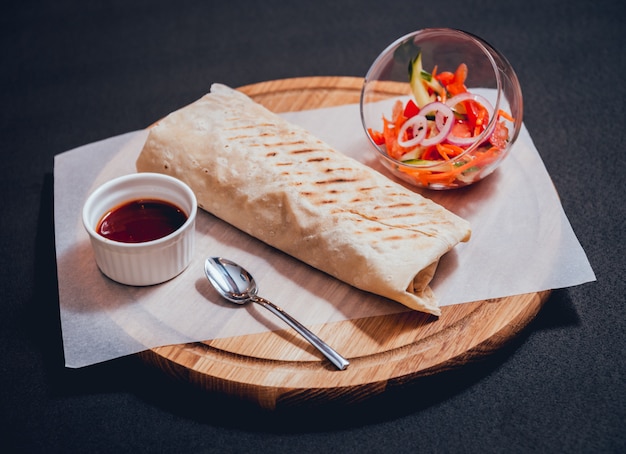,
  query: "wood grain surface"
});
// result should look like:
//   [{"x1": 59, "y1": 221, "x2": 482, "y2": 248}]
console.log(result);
[{"x1": 138, "y1": 77, "x2": 550, "y2": 409}]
